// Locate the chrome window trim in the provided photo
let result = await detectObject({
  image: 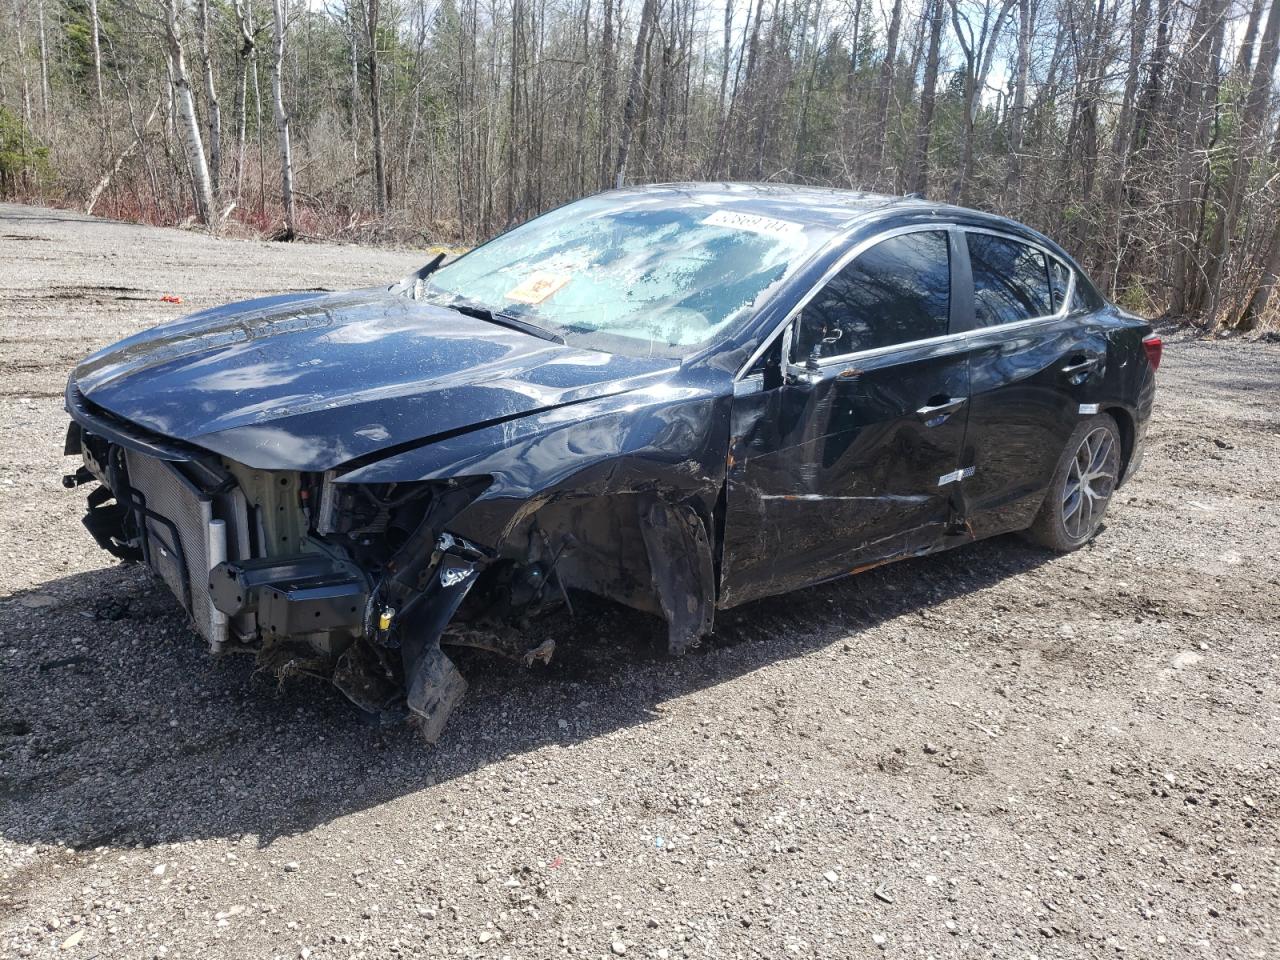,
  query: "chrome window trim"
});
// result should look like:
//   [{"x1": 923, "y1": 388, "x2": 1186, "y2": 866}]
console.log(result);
[
  {"x1": 732, "y1": 221, "x2": 1081, "y2": 381},
  {"x1": 803, "y1": 310, "x2": 1070, "y2": 371}
]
